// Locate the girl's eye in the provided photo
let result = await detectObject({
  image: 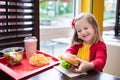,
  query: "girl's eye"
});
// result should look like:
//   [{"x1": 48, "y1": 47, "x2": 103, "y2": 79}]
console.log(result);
[
  {"x1": 84, "y1": 27, "x2": 88, "y2": 30},
  {"x1": 78, "y1": 30, "x2": 81, "y2": 32}
]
